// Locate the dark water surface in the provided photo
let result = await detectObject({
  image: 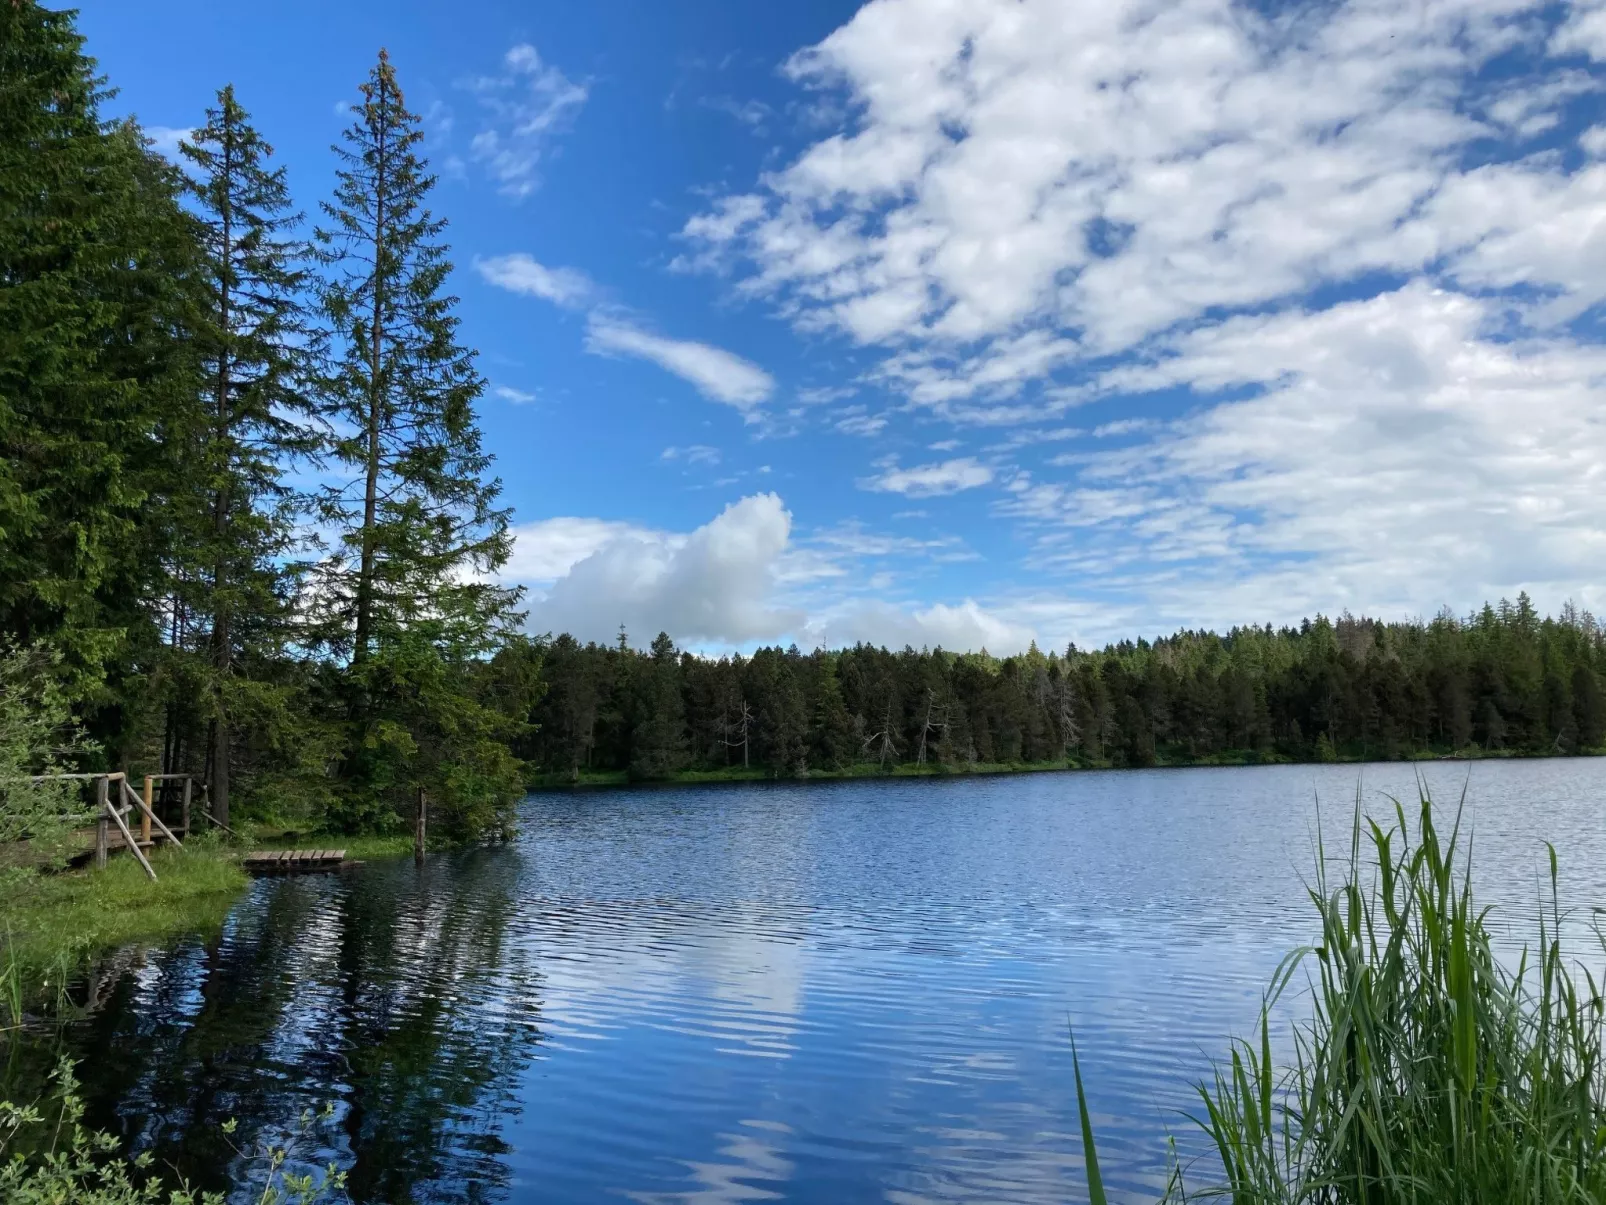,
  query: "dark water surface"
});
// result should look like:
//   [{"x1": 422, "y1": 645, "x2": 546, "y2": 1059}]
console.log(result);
[{"x1": 8, "y1": 760, "x2": 1606, "y2": 1203}]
